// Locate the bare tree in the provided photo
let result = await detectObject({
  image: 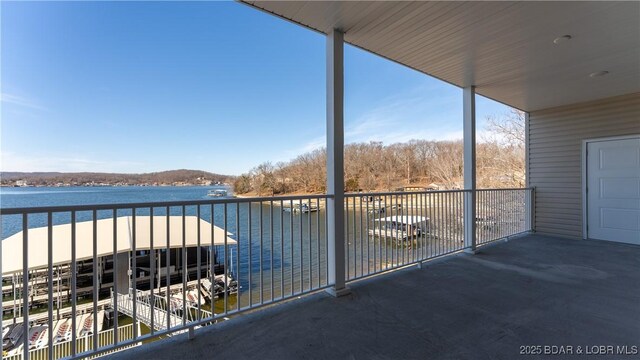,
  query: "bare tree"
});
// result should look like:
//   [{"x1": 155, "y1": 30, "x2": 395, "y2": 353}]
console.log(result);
[{"x1": 233, "y1": 111, "x2": 525, "y2": 195}]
